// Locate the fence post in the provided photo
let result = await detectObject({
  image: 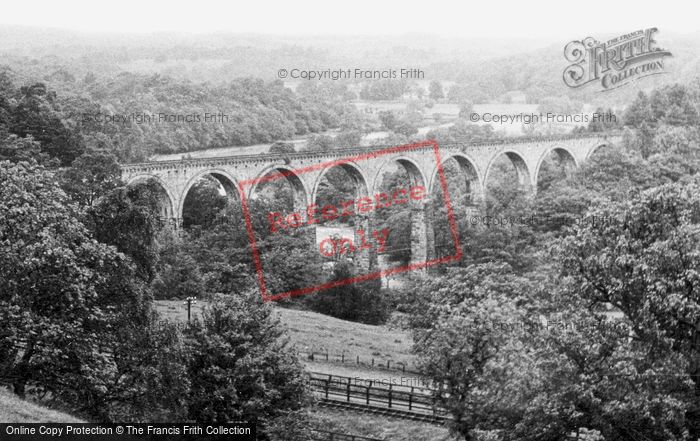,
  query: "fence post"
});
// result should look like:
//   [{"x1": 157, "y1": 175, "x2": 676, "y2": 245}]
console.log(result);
[
  {"x1": 347, "y1": 377, "x2": 351, "y2": 402},
  {"x1": 325, "y1": 351, "x2": 329, "y2": 361},
  {"x1": 408, "y1": 387, "x2": 413, "y2": 410},
  {"x1": 366, "y1": 381, "x2": 371, "y2": 405},
  {"x1": 387, "y1": 360, "x2": 391, "y2": 369},
  {"x1": 388, "y1": 383, "x2": 392, "y2": 408},
  {"x1": 325, "y1": 374, "x2": 331, "y2": 400},
  {"x1": 356, "y1": 355, "x2": 359, "y2": 365},
  {"x1": 341, "y1": 351, "x2": 344, "y2": 363}
]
